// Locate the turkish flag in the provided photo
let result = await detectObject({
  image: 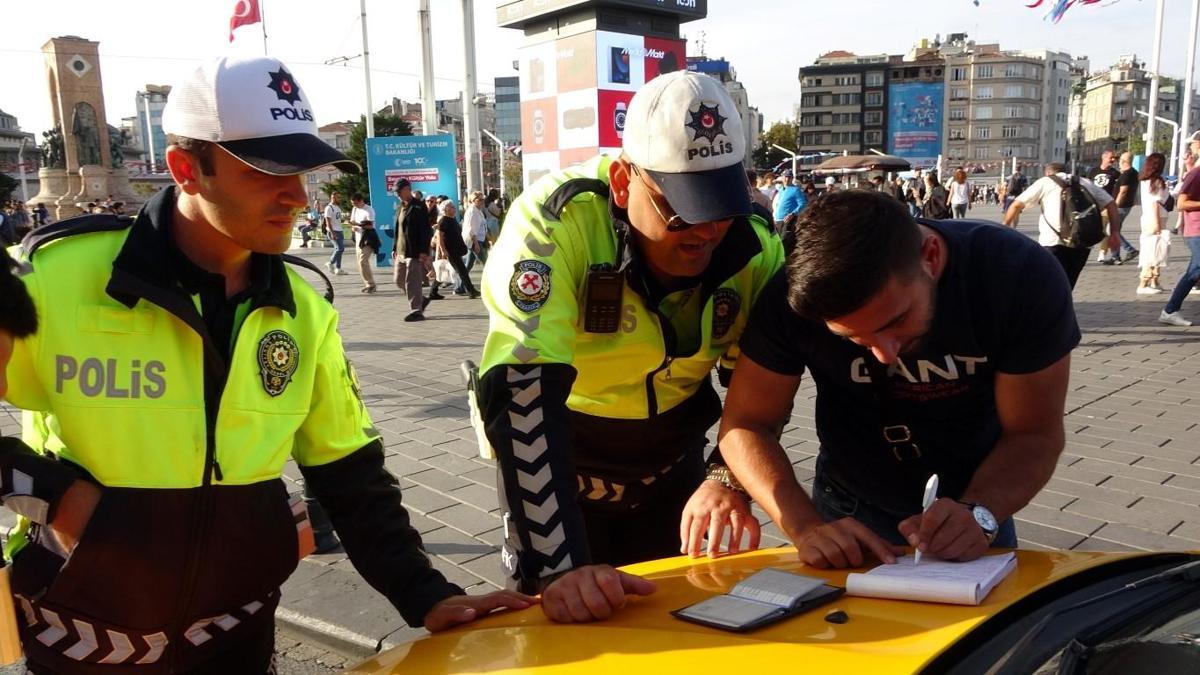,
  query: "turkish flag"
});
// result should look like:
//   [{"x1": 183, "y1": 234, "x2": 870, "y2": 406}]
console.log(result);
[{"x1": 229, "y1": 0, "x2": 262, "y2": 42}]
